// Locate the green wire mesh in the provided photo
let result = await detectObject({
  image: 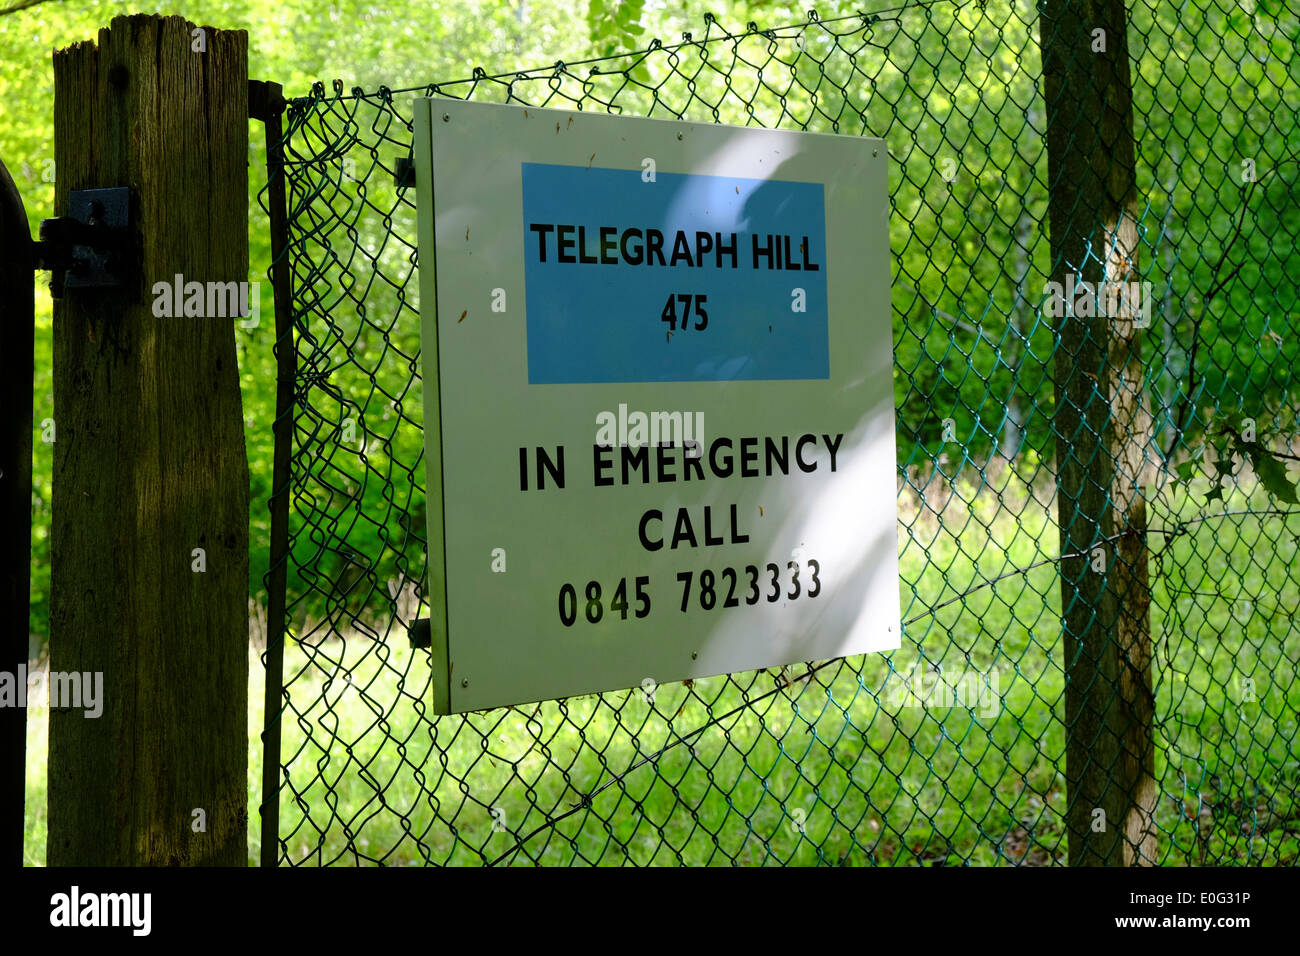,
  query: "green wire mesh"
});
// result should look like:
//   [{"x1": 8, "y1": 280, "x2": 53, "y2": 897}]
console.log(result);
[{"x1": 256, "y1": 0, "x2": 1300, "y2": 865}]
